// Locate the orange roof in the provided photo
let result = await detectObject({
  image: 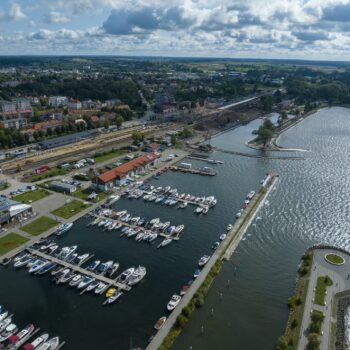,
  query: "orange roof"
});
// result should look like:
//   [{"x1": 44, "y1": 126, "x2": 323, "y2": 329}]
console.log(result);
[
  {"x1": 147, "y1": 143, "x2": 161, "y2": 150},
  {"x1": 98, "y1": 153, "x2": 160, "y2": 184}
]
